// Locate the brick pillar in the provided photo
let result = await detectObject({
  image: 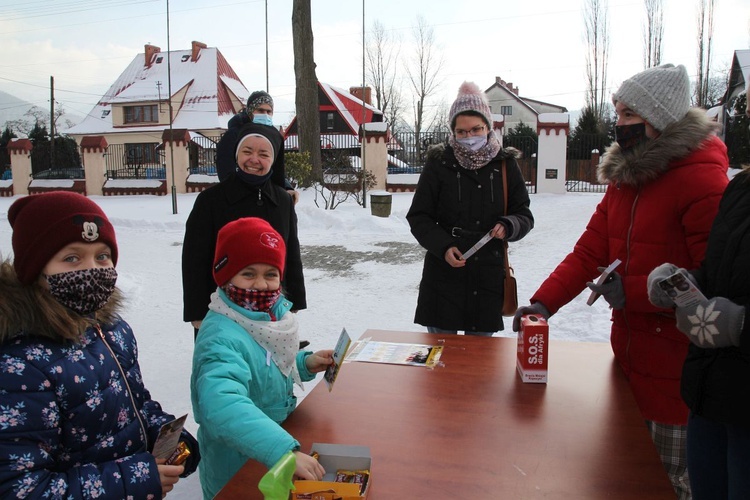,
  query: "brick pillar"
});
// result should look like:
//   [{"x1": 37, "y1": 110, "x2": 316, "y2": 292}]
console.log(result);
[
  {"x1": 80, "y1": 136, "x2": 108, "y2": 196},
  {"x1": 162, "y1": 129, "x2": 191, "y2": 194},
  {"x1": 536, "y1": 113, "x2": 570, "y2": 194},
  {"x1": 8, "y1": 138, "x2": 32, "y2": 195},
  {"x1": 360, "y1": 123, "x2": 388, "y2": 191}
]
